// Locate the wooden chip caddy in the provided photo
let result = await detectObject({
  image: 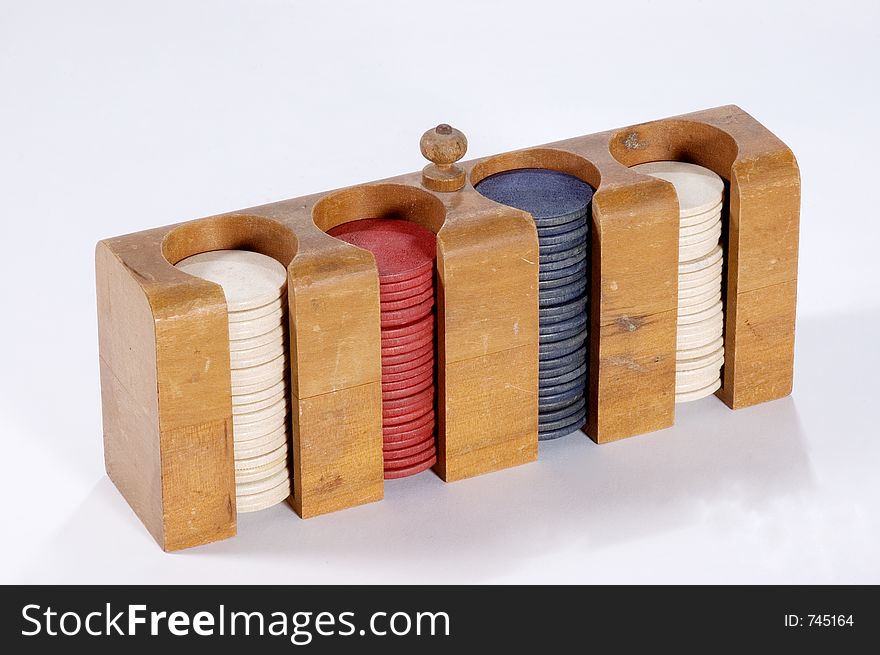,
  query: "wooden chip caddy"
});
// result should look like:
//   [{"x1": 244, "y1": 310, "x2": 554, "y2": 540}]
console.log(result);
[{"x1": 96, "y1": 105, "x2": 800, "y2": 551}]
